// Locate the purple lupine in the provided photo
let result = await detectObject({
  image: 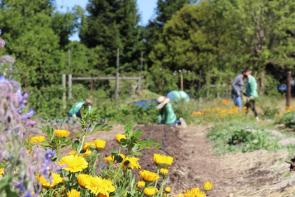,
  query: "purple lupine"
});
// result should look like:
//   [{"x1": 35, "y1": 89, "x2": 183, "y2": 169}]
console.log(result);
[
  {"x1": 0, "y1": 77, "x2": 61, "y2": 196},
  {"x1": 21, "y1": 109, "x2": 35, "y2": 120}
]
